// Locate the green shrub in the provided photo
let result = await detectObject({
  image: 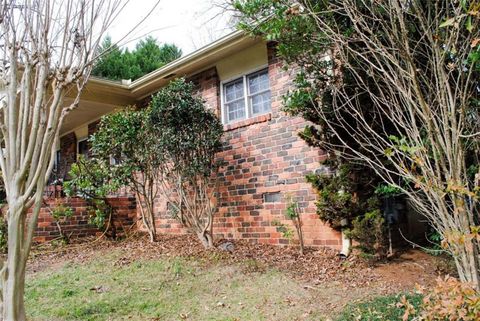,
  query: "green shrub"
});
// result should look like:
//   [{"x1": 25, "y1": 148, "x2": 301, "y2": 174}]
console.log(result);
[
  {"x1": 64, "y1": 156, "x2": 126, "y2": 237},
  {"x1": 346, "y1": 209, "x2": 387, "y2": 258},
  {"x1": 306, "y1": 162, "x2": 389, "y2": 257}
]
